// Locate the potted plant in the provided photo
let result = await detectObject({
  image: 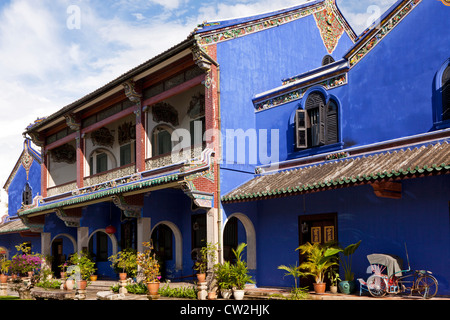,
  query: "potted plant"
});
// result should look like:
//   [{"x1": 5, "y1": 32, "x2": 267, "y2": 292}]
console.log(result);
[
  {"x1": 59, "y1": 261, "x2": 68, "y2": 279},
  {"x1": 338, "y1": 240, "x2": 361, "y2": 294},
  {"x1": 108, "y1": 248, "x2": 137, "y2": 281},
  {"x1": 194, "y1": 242, "x2": 217, "y2": 283},
  {"x1": 137, "y1": 241, "x2": 161, "y2": 297},
  {"x1": 297, "y1": 242, "x2": 341, "y2": 294},
  {"x1": 230, "y1": 243, "x2": 254, "y2": 300},
  {"x1": 328, "y1": 269, "x2": 340, "y2": 294},
  {"x1": 214, "y1": 261, "x2": 233, "y2": 299},
  {"x1": 68, "y1": 252, "x2": 96, "y2": 290},
  {"x1": 0, "y1": 258, "x2": 10, "y2": 283}
]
